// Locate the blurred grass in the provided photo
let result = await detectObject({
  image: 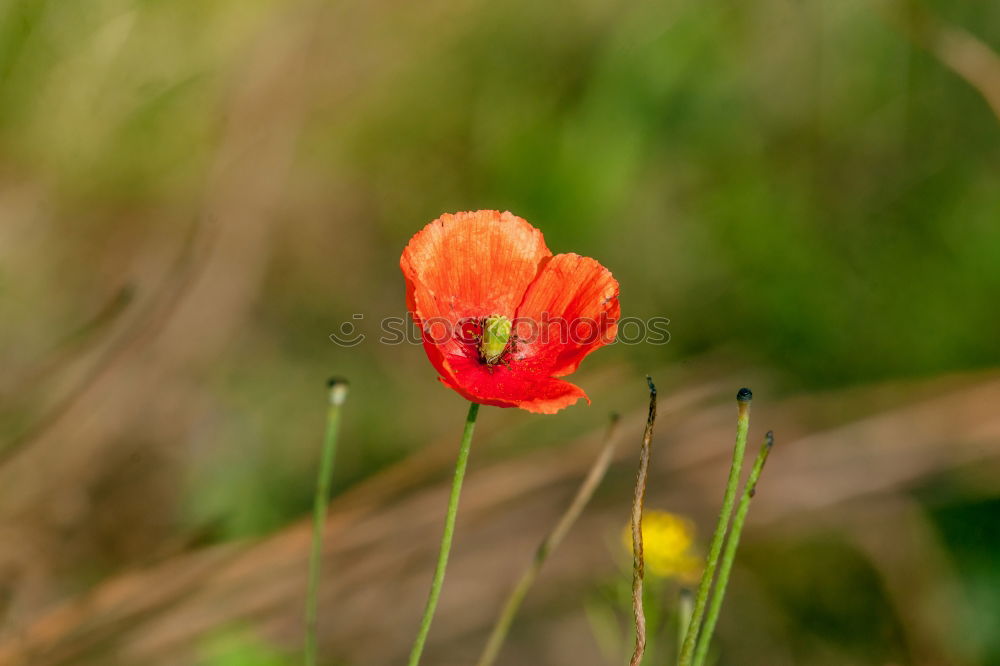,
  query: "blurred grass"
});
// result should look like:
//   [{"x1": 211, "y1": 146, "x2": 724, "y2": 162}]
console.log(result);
[
  {"x1": 927, "y1": 497, "x2": 1000, "y2": 660},
  {"x1": 743, "y1": 536, "x2": 910, "y2": 664}
]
